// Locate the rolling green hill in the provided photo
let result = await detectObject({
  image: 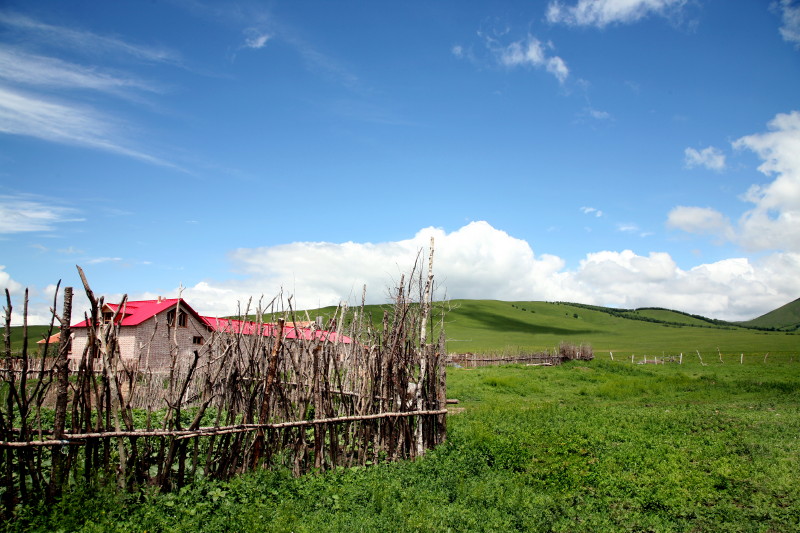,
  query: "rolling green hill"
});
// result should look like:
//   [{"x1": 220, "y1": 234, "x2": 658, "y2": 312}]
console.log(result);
[
  {"x1": 264, "y1": 299, "x2": 798, "y2": 357},
  {"x1": 3, "y1": 324, "x2": 58, "y2": 354},
  {"x1": 739, "y1": 297, "x2": 800, "y2": 331},
  {"x1": 438, "y1": 300, "x2": 797, "y2": 356}
]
